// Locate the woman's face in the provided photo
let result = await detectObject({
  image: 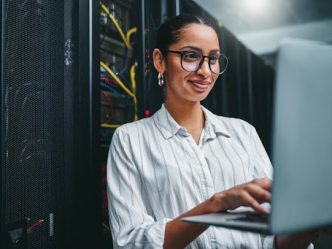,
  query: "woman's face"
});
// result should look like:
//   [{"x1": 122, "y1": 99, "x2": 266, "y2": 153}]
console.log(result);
[{"x1": 164, "y1": 23, "x2": 221, "y2": 104}]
